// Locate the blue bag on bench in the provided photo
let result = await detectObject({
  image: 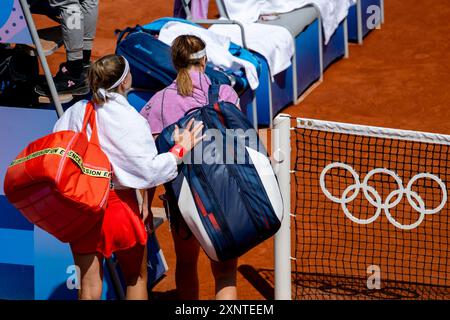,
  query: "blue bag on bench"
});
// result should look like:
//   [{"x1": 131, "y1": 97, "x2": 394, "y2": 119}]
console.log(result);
[
  {"x1": 155, "y1": 84, "x2": 283, "y2": 261},
  {"x1": 115, "y1": 25, "x2": 232, "y2": 91}
]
